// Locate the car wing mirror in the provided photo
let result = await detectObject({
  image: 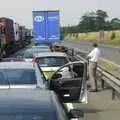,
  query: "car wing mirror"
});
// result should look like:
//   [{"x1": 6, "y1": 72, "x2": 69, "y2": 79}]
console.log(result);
[{"x1": 51, "y1": 73, "x2": 62, "y2": 79}]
